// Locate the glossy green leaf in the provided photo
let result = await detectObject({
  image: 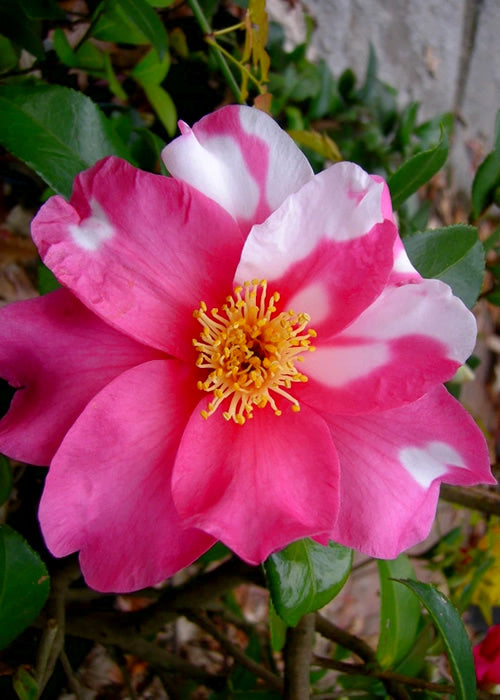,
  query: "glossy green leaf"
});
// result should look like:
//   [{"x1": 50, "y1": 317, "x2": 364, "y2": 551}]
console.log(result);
[
  {"x1": 265, "y1": 539, "x2": 352, "y2": 627},
  {"x1": 0, "y1": 455, "x2": 12, "y2": 506},
  {"x1": 118, "y1": 0, "x2": 168, "y2": 58},
  {"x1": 0, "y1": 525, "x2": 50, "y2": 650},
  {"x1": 143, "y1": 83, "x2": 177, "y2": 136},
  {"x1": 403, "y1": 224, "x2": 484, "y2": 308},
  {"x1": 388, "y1": 127, "x2": 449, "y2": 209},
  {"x1": 471, "y1": 111, "x2": 500, "y2": 219},
  {"x1": 0, "y1": 83, "x2": 131, "y2": 198},
  {"x1": 397, "y1": 579, "x2": 476, "y2": 700},
  {"x1": 376, "y1": 556, "x2": 421, "y2": 668},
  {"x1": 13, "y1": 666, "x2": 38, "y2": 700}
]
